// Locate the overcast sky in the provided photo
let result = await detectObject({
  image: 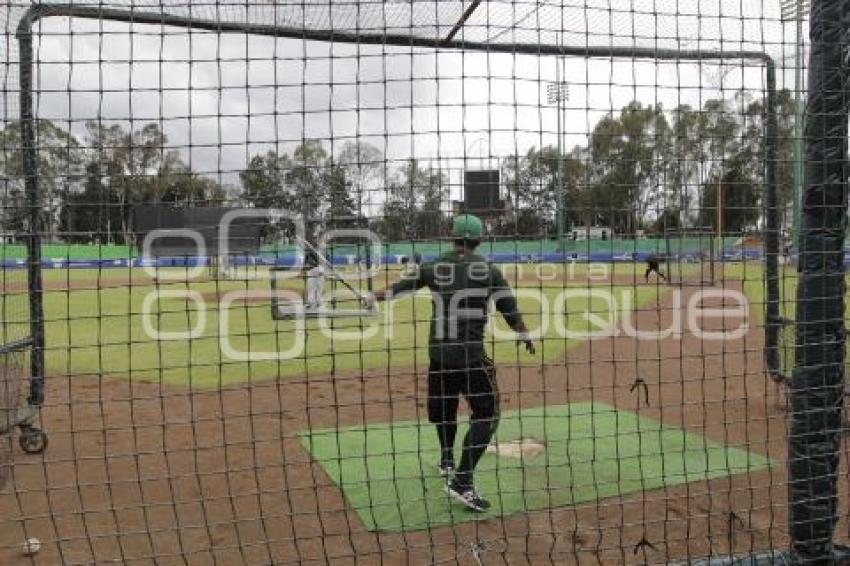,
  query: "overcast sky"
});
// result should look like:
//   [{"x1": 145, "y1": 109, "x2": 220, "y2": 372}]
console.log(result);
[{"x1": 1, "y1": 0, "x2": 800, "y2": 206}]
